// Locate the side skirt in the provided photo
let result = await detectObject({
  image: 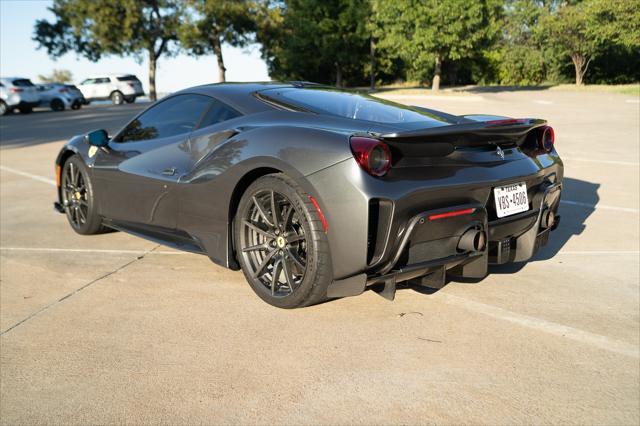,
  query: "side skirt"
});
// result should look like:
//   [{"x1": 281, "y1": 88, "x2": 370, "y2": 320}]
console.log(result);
[{"x1": 103, "y1": 219, "x2": 206, "y2": 255}]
